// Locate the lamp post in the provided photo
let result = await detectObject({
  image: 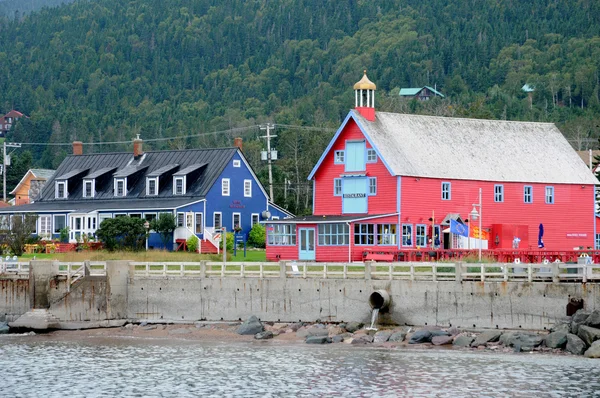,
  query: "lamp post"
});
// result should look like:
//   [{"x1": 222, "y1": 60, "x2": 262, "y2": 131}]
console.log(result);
[
  {"x1": 469, "y1": 188, "x2": 482, "y2": 262},
  {"x1": 144, "y1": 221, "x2": 150, "y2": 251}
]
